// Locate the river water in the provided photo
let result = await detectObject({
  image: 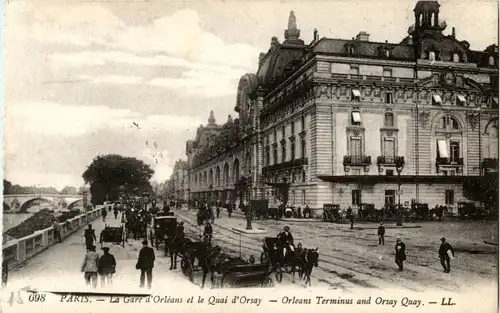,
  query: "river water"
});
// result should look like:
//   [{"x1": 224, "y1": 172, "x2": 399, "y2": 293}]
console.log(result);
[{"x1": 2, "y1": 213, "x2": 33, "y2": 232}]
